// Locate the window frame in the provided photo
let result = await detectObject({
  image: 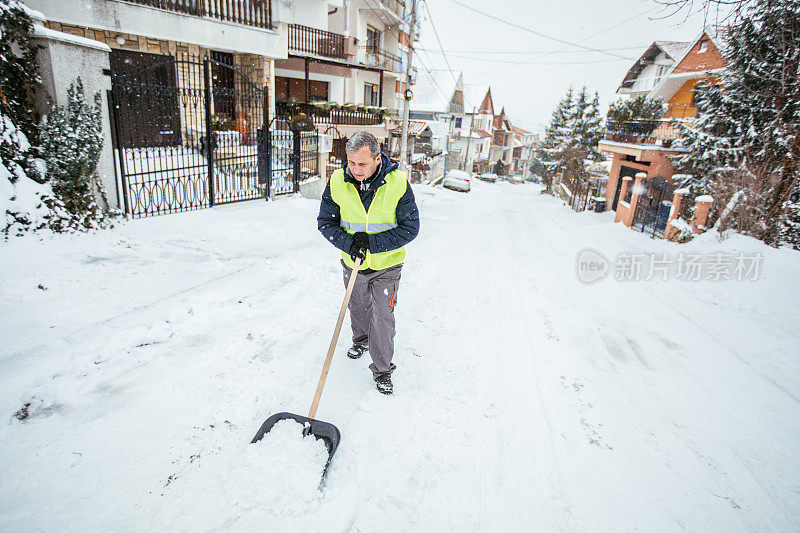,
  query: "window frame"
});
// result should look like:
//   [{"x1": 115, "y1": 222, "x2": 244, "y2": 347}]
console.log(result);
[{"x1": 364, "y1": 82, "x2": 379, "y2": 106}]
